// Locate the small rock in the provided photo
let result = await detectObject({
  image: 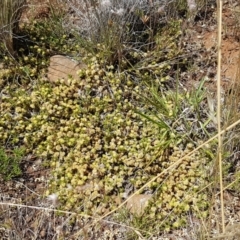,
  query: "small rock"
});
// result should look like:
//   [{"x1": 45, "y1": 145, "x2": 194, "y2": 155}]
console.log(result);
[
  {"x1": 47, "y1": 55, "x2": 86, "y2": 83},
  {"x1": 126, "y1": 194, "x2": 152, "y2": 215}
]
